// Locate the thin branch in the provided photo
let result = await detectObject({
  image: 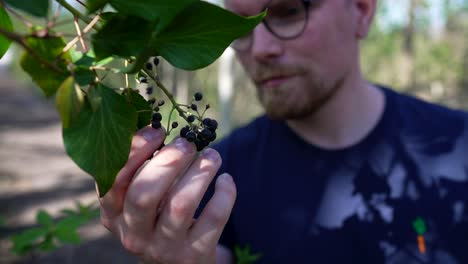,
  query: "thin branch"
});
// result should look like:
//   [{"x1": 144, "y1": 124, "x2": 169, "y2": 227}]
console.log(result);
[
  {"x1": 62, "y1": 14, "x2": 100, "y2": 53},
  {"x1": 143, "y1": 69, "x2": 189, "y2": 120},
  {"x1": 124, "y1": 60, "x2": 129, "y2": 88},
  {"x1": 0, "y1": 28, "x2": 64, "y2": 73},
  {"x1": 74, "y1": 0, "x2": 87, "y2": 8},
  {"x1": 55, "y1": 0, "x2": 100, "y2": 31},
  {"x1": 47, "y1": 4, "x2": 62, "y2": 29},
  {"x1": 73, "y1": 16, "x2": 87, "y2": 52}
]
